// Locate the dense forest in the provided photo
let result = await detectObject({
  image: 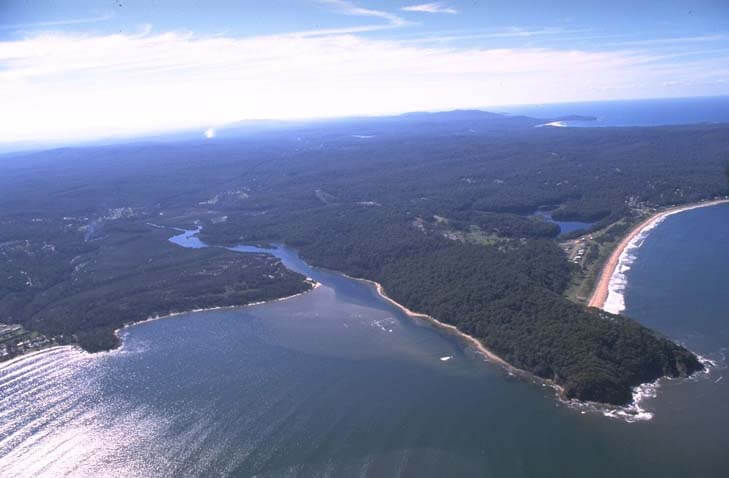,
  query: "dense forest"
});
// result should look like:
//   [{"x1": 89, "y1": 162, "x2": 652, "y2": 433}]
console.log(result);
[
  {"x1": 0, "y1": 217, "x2": 312, "y2": 352},
  {"x1": 201, "y1": 204, "x2": 704, "y2": 405},
  {"x1": 1, "y1": 111, "x2": 726, "y2": 404}
]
